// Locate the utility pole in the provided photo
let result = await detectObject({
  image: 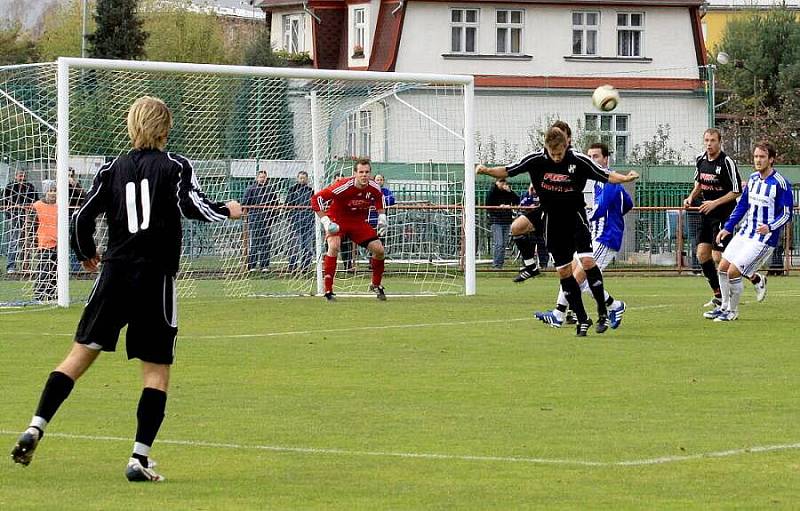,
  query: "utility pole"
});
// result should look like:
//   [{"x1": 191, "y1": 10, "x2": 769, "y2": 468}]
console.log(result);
[{"x1": 81, "y1": 0, "x2": 88, "y2": 58}]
